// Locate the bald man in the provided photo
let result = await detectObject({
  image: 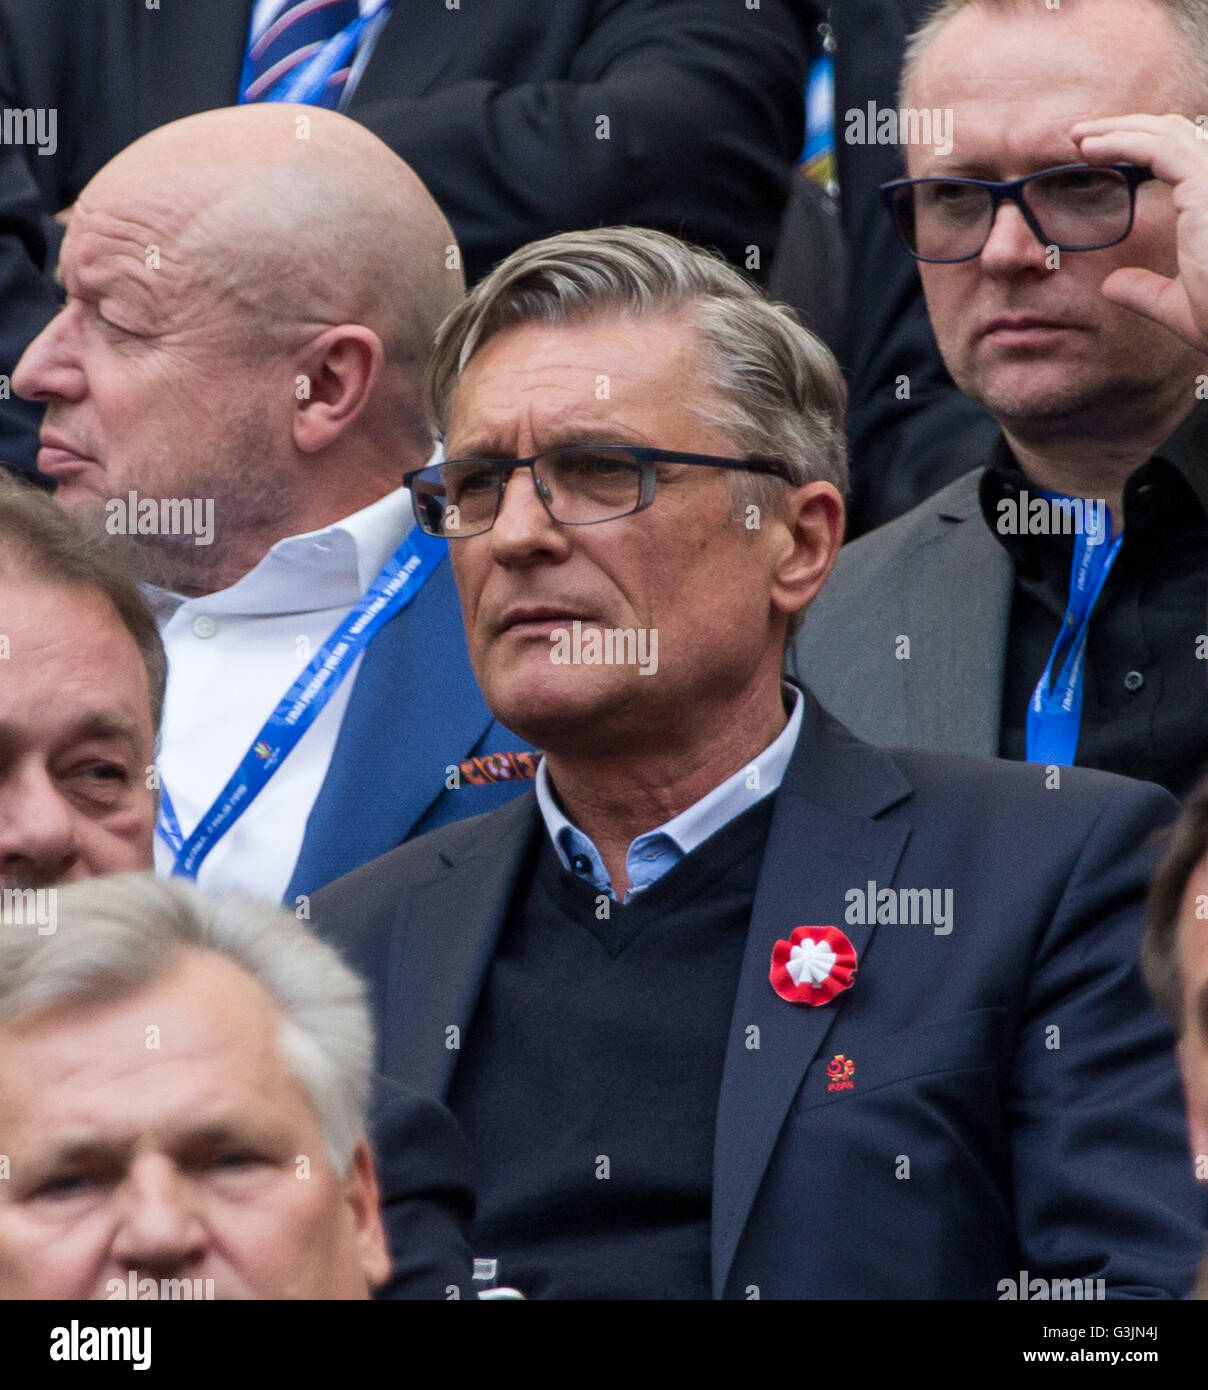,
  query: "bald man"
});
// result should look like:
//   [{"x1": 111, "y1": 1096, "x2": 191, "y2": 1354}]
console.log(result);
[{"x1": 13, "y1": 105, "x2": 531, "y2": 906}]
